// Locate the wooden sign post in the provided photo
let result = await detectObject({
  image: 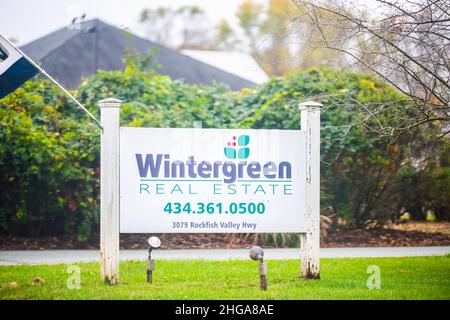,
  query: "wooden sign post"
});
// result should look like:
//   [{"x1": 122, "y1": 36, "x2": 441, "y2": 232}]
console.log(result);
[
  {"x1": 99, "y1": 98, "x2": 122, "y2": 285},
  {"x1": 299, "y1": 101, "x2": 322, "y2": 279}
]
